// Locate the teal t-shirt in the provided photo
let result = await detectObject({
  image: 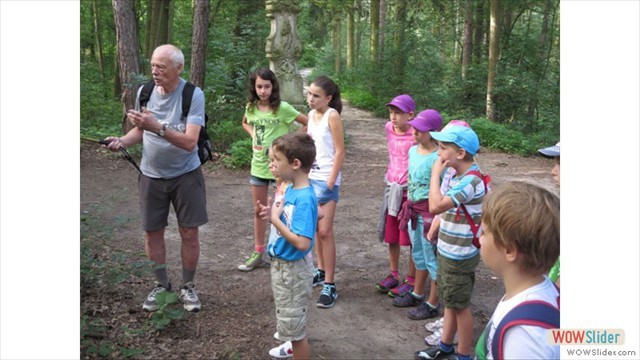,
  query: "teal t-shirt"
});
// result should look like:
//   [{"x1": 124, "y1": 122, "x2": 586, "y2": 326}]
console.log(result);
[
  {"x1": 245, "y1": 101, "x2": 300, "y2": 179},
  {"x1": 407, "y1": 145, "x2": 439, "y2": 202}
]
